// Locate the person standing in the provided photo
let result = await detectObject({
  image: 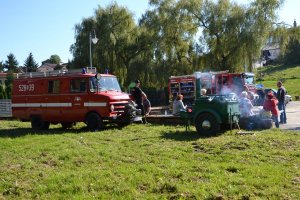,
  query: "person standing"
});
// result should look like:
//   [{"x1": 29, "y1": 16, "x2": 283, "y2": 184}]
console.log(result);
[
  {"x1": 277, "y1": 81, "x2": 287, "y2": 124},
  {"x1": 143, "y1": 96, "x2": 151, "y2": 116},
  {"x1": 131, "y1": 80, "x2": 147, "y2": 123},
  {"x1": 263, "y1": 92, "x2": 279, "y2": 128}
]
